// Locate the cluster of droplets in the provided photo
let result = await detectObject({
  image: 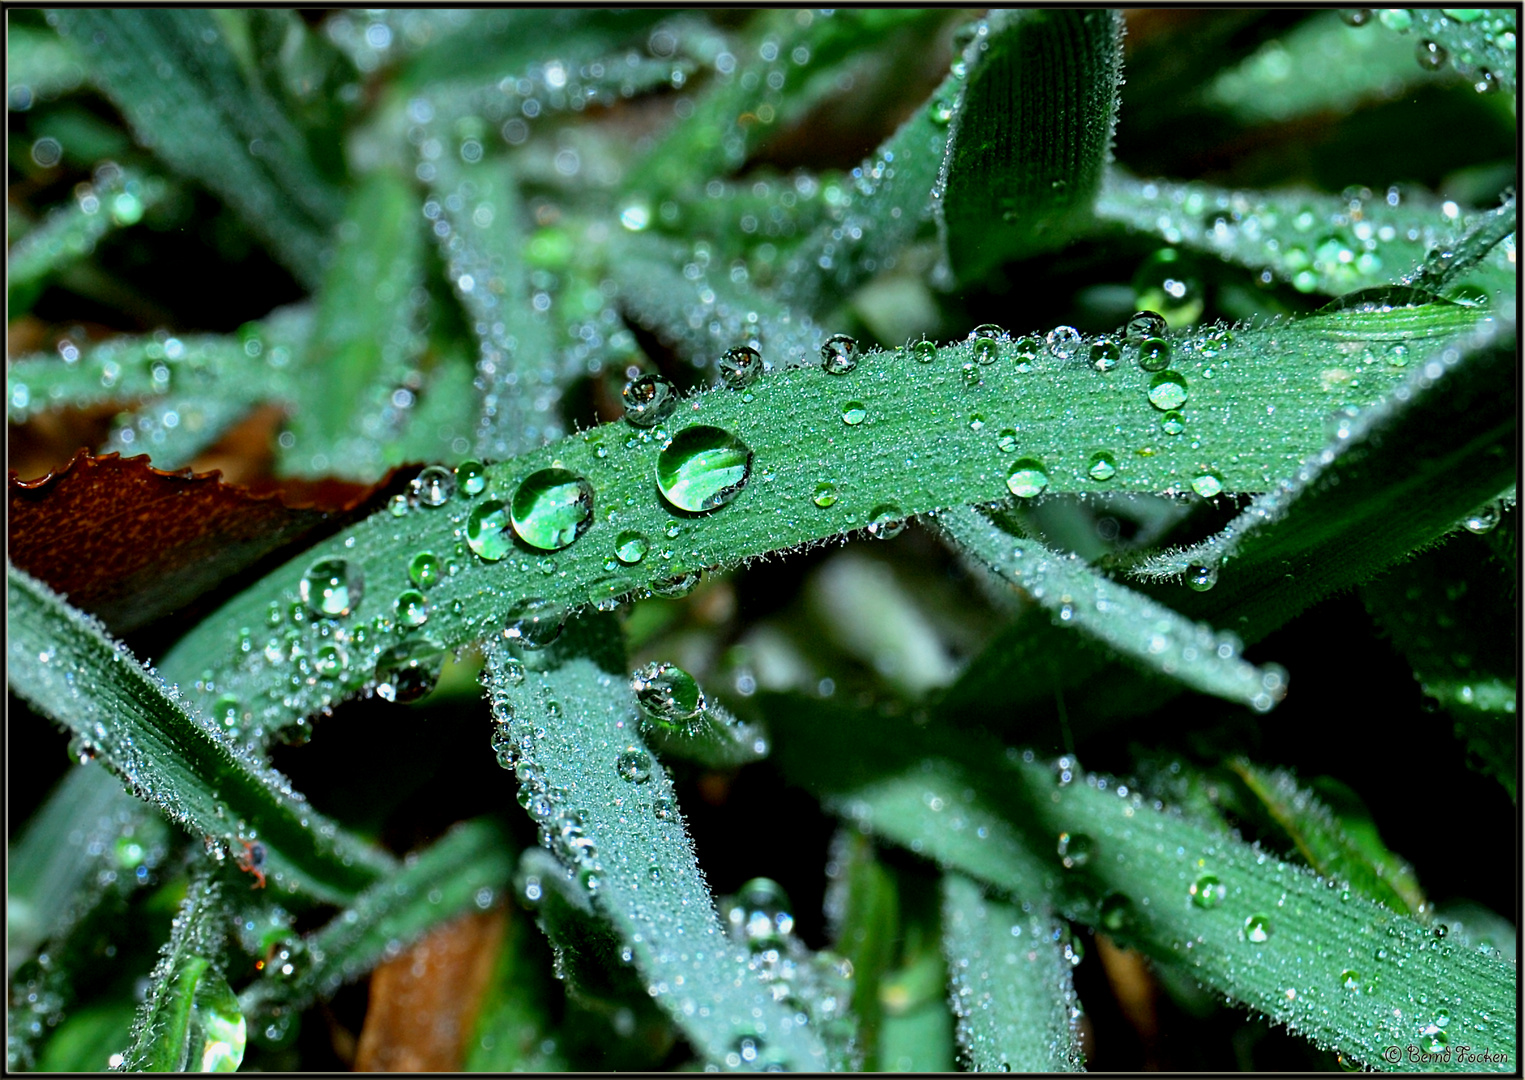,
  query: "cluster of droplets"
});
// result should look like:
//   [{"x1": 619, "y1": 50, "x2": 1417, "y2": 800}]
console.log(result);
[
  {"x1": 1342, "y1": 8, "x2": 1514, "y2": 90},
  {"x1": 8, "y1": 163, "x2": 155, "y2": 301}
]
